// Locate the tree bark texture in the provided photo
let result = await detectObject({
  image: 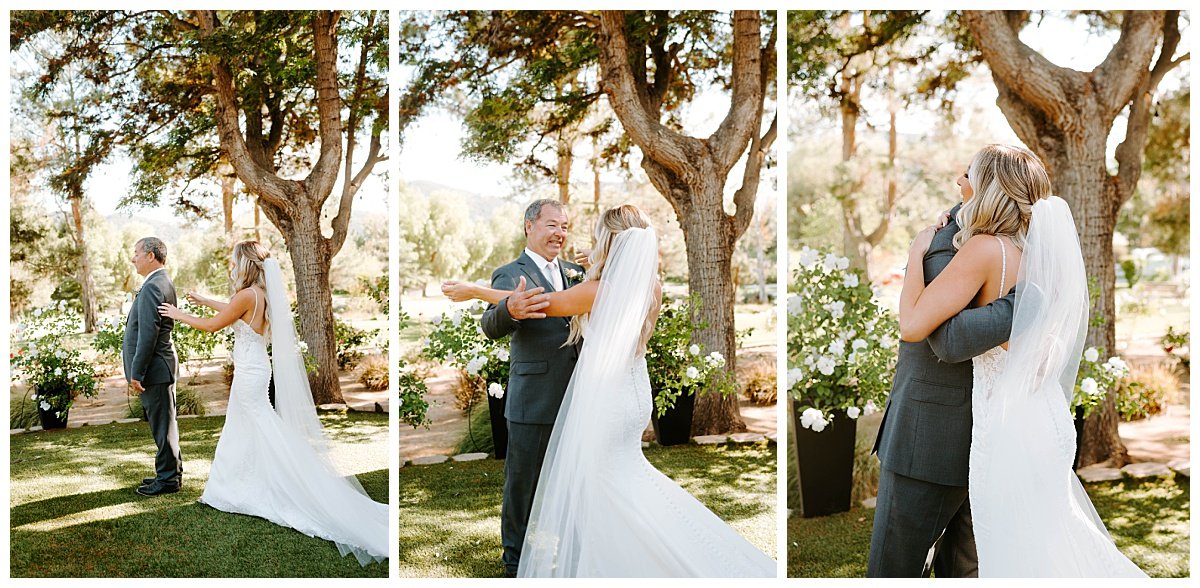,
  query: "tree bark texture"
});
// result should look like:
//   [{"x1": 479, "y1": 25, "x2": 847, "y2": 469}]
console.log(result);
[{"x1": 597, "y1": 10, "x2": 775, "y2": 434}]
